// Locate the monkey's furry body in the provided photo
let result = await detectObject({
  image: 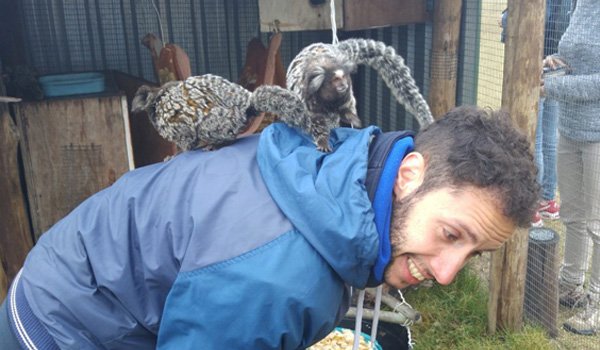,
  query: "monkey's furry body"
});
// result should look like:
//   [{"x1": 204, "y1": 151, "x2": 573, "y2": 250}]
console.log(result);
[
  {"x1": 132, "y1": 38, "x2": 433, "y2": 154},
  {"x1": 287, "y1": 38, "x2": 434, "y2": 129},
  {"x1": 132, "y1": 74, "x2": 308, "y2": 152},
  {"x1": 286, "y1": 45, "x2": 361, "y2": 150}
]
